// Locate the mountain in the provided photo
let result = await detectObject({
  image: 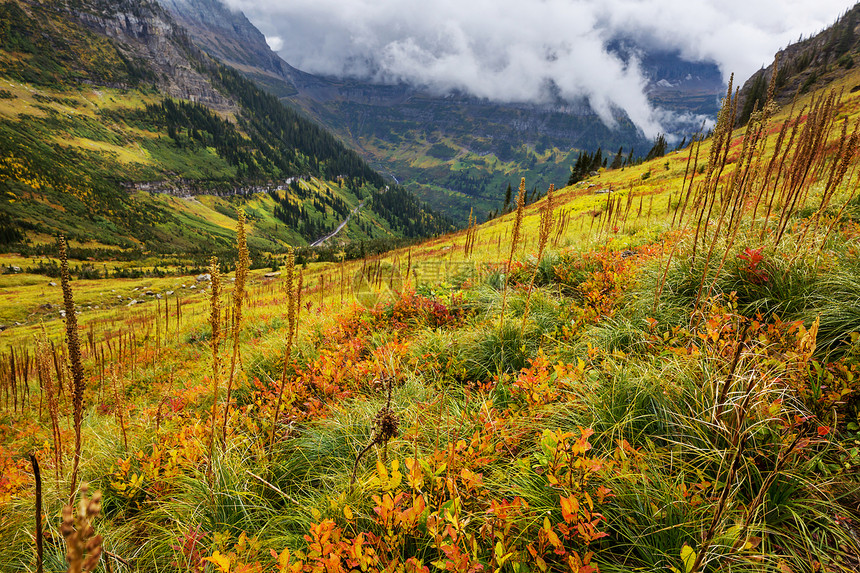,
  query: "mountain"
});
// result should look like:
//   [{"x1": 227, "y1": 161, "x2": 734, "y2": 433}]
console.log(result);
[
  {"x1": 0, "y1": 0, "x2": 451, "y2": 254},
  {"x1": 621, "y1": 43, "x2": 725, "y2": 119},
  {"x1": 156, "y1": 0, "x2": 301, "y2": 98},
  {"x1": 157, "y1": 0, "x2": 725, "y2": 222},
  {"x1": 738, "y1": 3, "x2": 860, "y2": 125}
]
